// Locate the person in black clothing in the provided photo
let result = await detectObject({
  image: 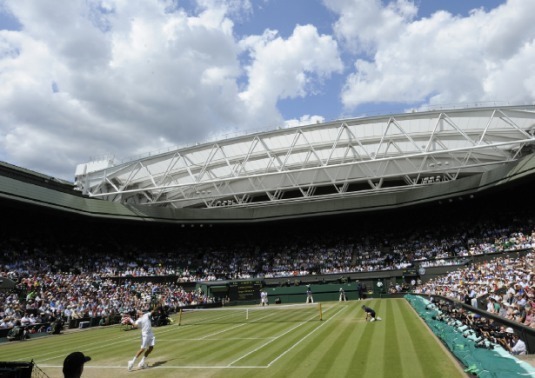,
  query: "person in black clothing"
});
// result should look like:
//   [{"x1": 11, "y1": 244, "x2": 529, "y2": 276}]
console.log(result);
[
  {"x1": 306, "y1": 286, "x2": 314, "y2": 303},
  {"x1": 63, "y1": 351, "x2": 91, "y2": 378},
  {"x1": 362, "y1": 305, "x2": 382, "y2": 322},
  {"x1": 357, "y1": 281, "x2": 367, "y2": 300},
  {"x1": 50, "y1": 317, "x2": 64, "y2": 334},
  {"x1": 7, "y1": 320, "x2": 28, "y2": 341},
  {"x1": 152, "y1": 305, "x2": 169, "y2": 327}
]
